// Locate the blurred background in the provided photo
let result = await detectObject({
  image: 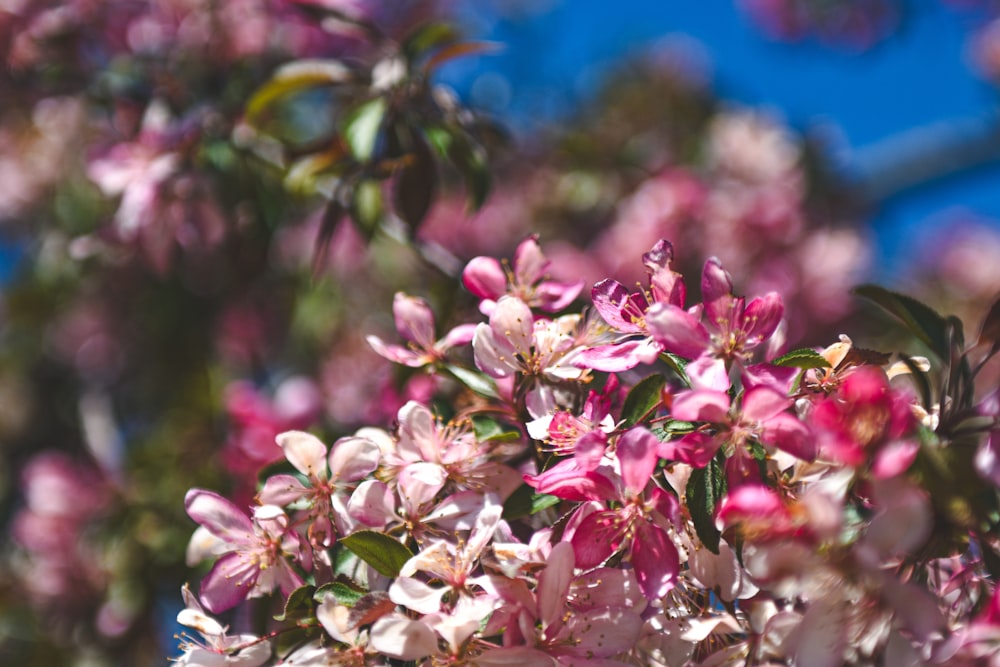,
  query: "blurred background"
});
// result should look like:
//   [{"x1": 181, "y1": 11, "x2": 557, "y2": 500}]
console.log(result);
[{"x1": 1, "y1": 0, "x2": 999, "y2": 665}]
